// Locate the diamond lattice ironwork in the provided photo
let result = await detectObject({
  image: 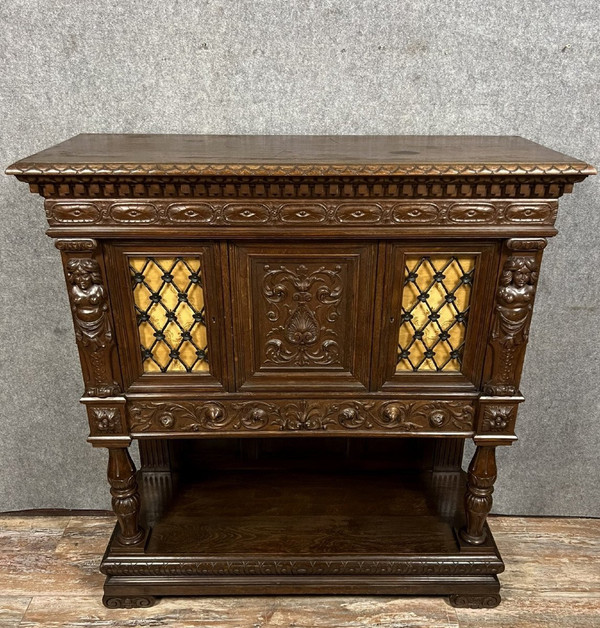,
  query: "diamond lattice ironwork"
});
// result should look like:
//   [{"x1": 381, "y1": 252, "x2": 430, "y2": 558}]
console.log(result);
[
  {"x1": 396, "y1": 255, "x2": 476, "y2": 372},
  {"x1": 130, "y1": 257, "x2": 209, "y2": 373}
]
